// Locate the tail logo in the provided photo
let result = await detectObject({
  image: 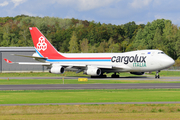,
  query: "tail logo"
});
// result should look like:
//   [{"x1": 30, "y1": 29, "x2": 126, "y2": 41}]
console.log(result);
[{"x1": 37, "y1": 36, "x2": 47, "y2": 51}]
